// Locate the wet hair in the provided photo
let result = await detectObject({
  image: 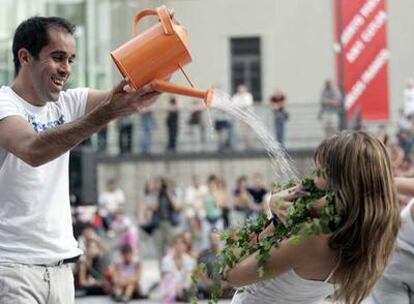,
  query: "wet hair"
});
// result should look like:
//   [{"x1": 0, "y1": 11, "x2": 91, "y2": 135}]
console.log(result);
[
  {"x1": 12, "y1": 16, "x2": 76, "y2": 76},
  {"x1": 314, "y1": 131, "x2": 400, "y2": 304}
]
